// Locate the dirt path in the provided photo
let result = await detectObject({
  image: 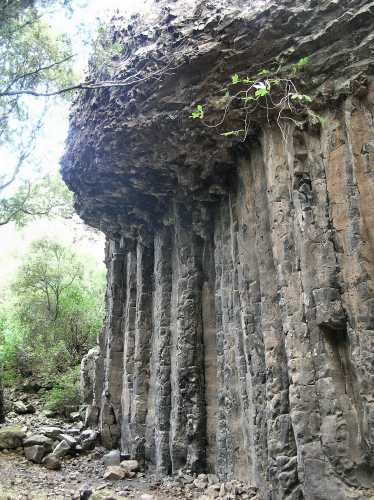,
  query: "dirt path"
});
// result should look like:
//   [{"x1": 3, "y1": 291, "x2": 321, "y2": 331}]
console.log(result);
[
  {"x1": 0, "y1": 390, "x2": 186, "y2": 500},
  {"x1": 0, "y1": 450, "x2": 184, "y2": 500}
]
